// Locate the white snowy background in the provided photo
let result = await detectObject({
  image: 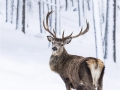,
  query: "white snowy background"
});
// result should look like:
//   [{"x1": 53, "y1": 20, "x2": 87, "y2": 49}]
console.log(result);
[{"x1": 0, "y1": 0, "x2": 120, "y2": 90}]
